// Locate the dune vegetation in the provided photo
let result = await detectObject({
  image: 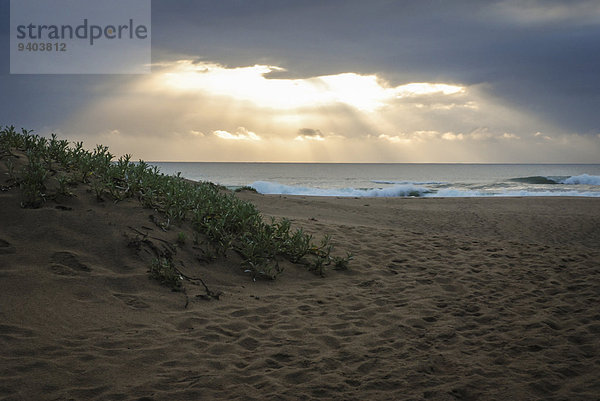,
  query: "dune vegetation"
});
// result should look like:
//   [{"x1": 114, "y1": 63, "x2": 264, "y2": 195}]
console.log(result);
[{"x1": 0, "y1": 125, "x2": 351, "y2": 284}]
